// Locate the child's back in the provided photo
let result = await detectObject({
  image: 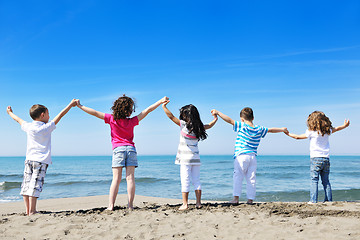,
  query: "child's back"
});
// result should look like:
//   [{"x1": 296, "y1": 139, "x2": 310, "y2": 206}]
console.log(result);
[
  {"x1": 22, "y1": 120, "x2": 56, "y2": 164},
  {"x1": 163, "y1": 102, "x2": 217, "y2": 210},
  {"x1": 212, "y1": 107, "x2": 287, "y2": 204},
  {"x1": 285, "y1": 111, "x2": 350, "y2": 203},
  {"x1": 305, "y1": 130, "x2": 330, "y2": 158},
  {"x1": 233, "y1": 121, "x2": 268, "y2": 157},
  {"x1": 176, "y1": 119, "x2": 201, "y2": 165},
  {"x1": 7, "y1": 100, "x2": 77, "y2": 215}
]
